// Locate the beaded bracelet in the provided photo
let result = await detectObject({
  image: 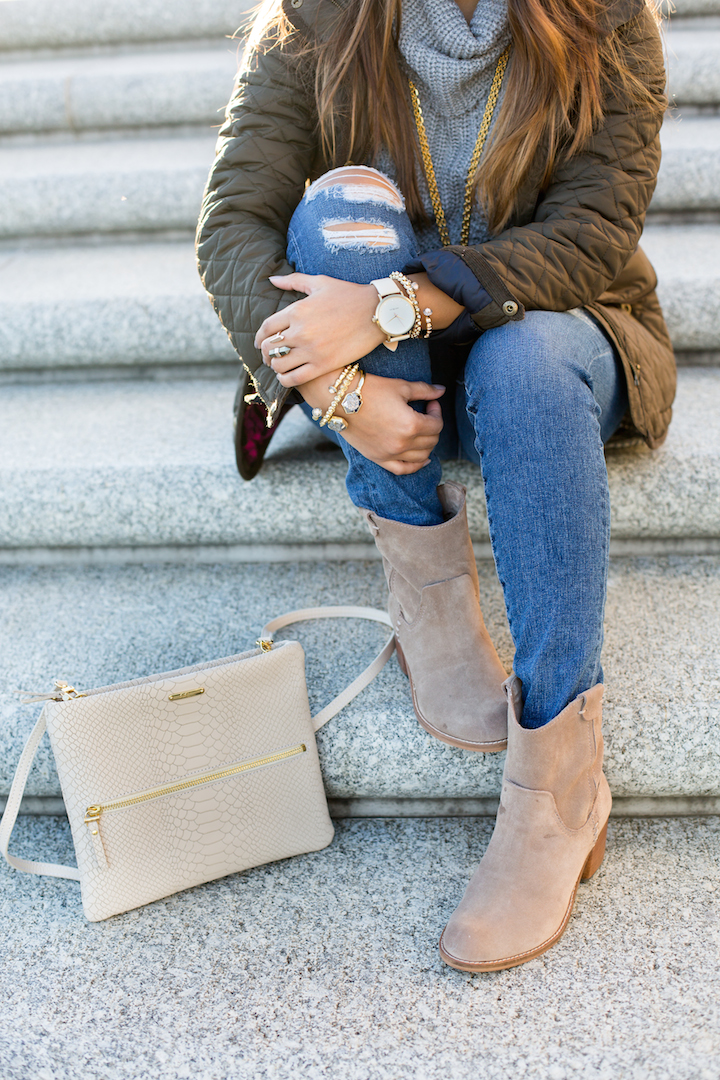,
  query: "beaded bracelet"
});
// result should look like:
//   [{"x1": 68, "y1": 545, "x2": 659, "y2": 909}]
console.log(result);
[
  {"x1": 318, "y1": 363, "x2": 358, "y2": 428},
  {"x1": 311, "y1": 363, "x2": 354, "y2": 423},
  {"x1": 389, "y1": 272, "x2": 422, "y2": 339}
]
